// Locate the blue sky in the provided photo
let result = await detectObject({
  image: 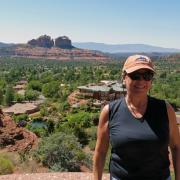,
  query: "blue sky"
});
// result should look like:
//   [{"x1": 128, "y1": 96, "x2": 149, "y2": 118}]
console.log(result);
[{"x1": 0, "y1": 0, "x2": 180, "y2": 48}]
